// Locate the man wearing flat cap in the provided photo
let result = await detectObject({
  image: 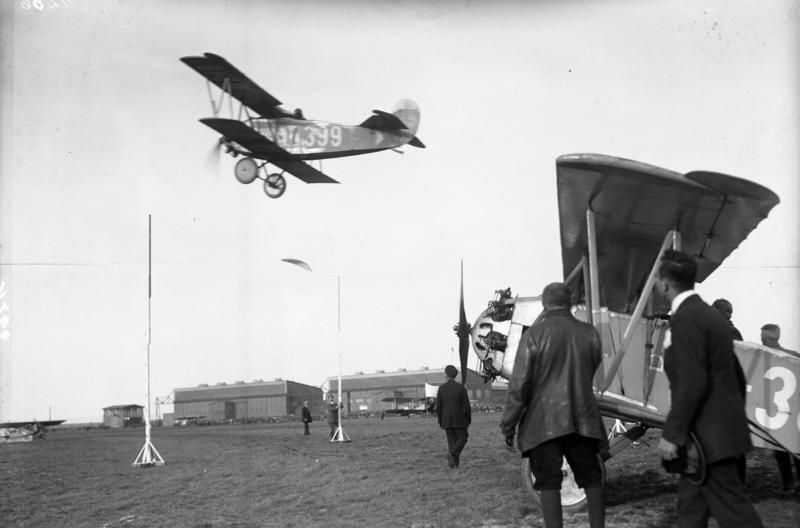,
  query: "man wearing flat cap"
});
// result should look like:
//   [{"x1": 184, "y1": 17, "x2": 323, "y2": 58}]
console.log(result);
[
  {"x1": 436, "y1": 364, "x2": 471, "y2": 468},
  {"x1": 500, "y1": 282, "x2": 606, "y2": 528}
]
